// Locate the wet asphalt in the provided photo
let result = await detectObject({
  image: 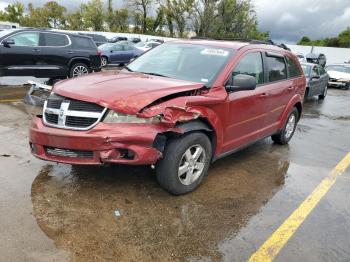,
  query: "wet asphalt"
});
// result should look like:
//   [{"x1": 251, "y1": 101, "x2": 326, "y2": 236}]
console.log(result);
[{"x1": 0, "y1": 86, "x2": 349, "y2": 262}]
